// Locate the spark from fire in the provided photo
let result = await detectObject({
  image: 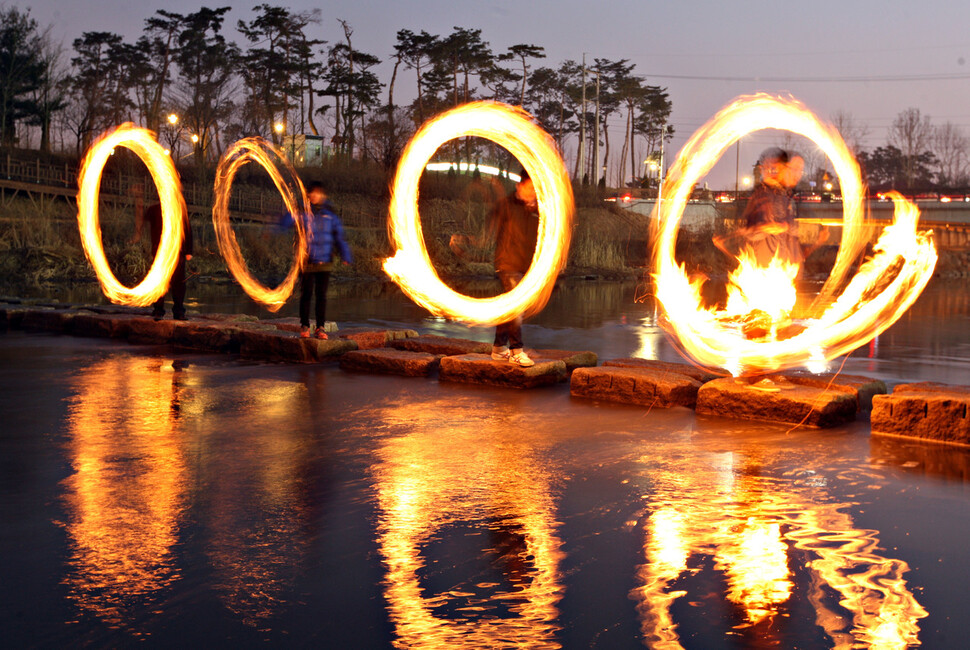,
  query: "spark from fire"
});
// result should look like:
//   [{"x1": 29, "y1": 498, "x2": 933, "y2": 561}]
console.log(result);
[
  {"x1": 212, "y1": 137, "x2": 309, "y2": 312},
  {"x1": 384, "y1": 101, "x2": 574, "y2": 326},
  {"x1": 653, "y1": 94, "x2": 937, "y2": 376},
  {"x1": 77, "y1": 124, "x2": 185, "y2": 306}
]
